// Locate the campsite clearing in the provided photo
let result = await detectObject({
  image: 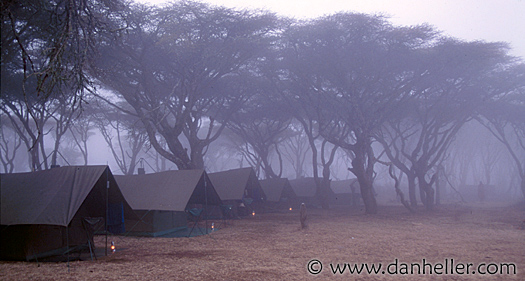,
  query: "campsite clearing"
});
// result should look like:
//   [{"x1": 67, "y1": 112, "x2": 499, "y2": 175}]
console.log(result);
[{"x1": 1, "y1": 203, "x2": 524, "y2": 280}]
